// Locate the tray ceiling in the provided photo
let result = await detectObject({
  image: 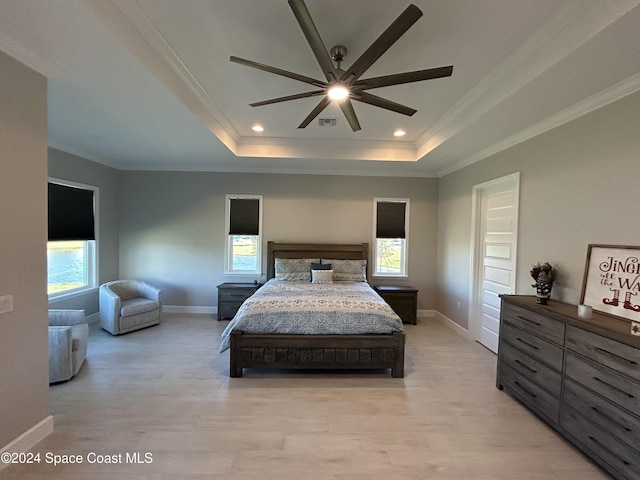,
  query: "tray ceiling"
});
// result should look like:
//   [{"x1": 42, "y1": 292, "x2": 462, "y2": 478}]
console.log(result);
[{"x1": 1, "y1": 0, "x2": 639, "y2": 176}]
